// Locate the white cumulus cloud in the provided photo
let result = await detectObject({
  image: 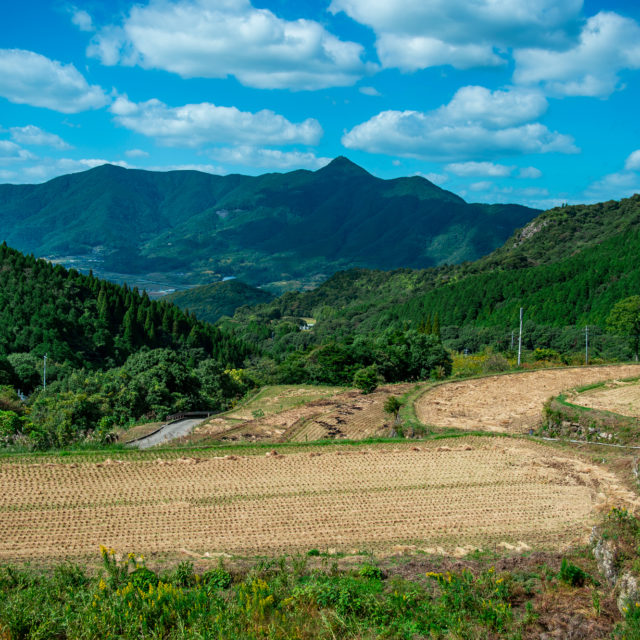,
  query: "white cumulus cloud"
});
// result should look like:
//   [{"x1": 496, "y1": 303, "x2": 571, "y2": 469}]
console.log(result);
[
  {"x1": 518, "y1": 166, "x2": 543, "y2": 179},
  {"x1": 342, "y1": 86, "x2": 577, "y2": 161},
  {"x1": 439, "y1": 86, "x2": 548, "y2": 128},
  {"x1": 359, "y1": 86, "x2": 381, "y2": 96},
  {"x1": 514, "y1": 11, "x2": 640, "y2": 97},
  {"x1": 0, "y1": 140, "x2": 35, "y2": 163},
  {"x1": 445, "y1": 161, "x2": 514, "y2": 177},
  {"x1": 586, "y1": 171, "x2": 640, "y2": 201},
  {"x1": 209, "y1": 146, "x2": 330, "y2": 170},
  {"x1": 0, "y1": 49, "x2": 108, "y2": 113},
  {"x1": 71, "y1": 8, "x2": 95, "y2": 32},
  {"x1": 10, "y1": 125, "x2": 70, "y2": 149},
  {"x1": 469, "y1": 180, "x2": 494, "y2": 191},
  {"x1": 330, "y1": 0, "x2": 583, "y2": 71},
  {"x1": 125, "y1": 148, "x2": 150, "y2": 158},
  {"x1": 625, "y1": 150, "x2": 640, "y2": 171},
  {"x1": 88, "y1": 0, "x2": 371, "y2": 90},
  {"x1": 110, "y1": 95, "x2": 322, "y2": 147}
]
